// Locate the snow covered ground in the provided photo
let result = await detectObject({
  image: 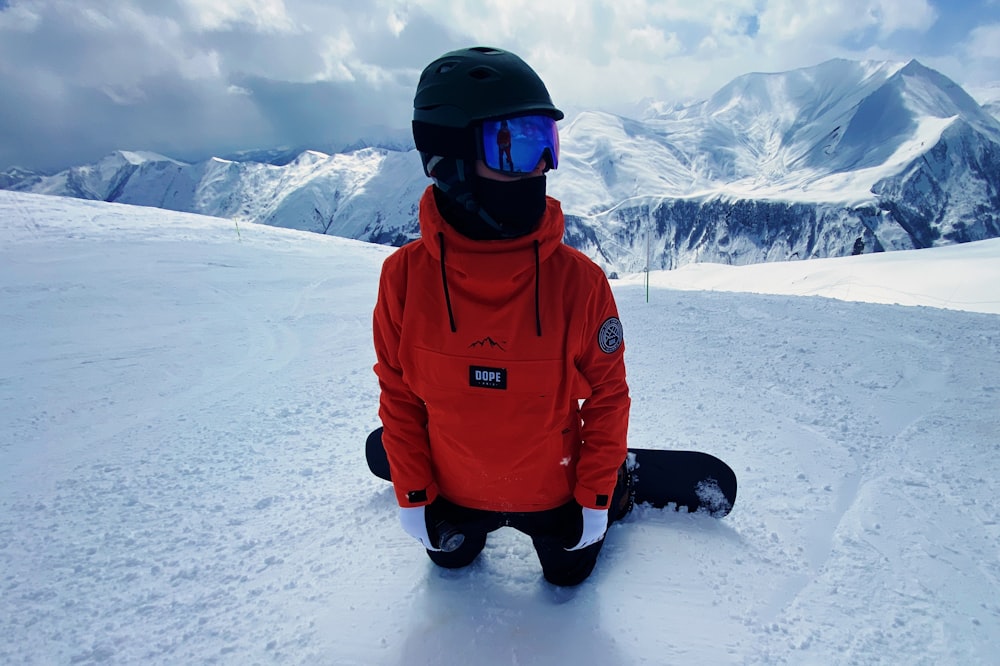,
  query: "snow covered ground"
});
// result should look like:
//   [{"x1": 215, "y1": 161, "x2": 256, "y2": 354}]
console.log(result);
[{"x1": 2, "y1": 191, "x2": 998, "y2": 665}]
